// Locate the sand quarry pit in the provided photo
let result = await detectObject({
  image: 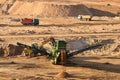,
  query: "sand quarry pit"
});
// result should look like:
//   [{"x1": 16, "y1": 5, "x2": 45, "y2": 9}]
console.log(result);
[
  {"x1": 0, "y1": 36, "x2": 120, "y2": 80},
  {"x1": 0, "y1": 0, "x2": 120, "y2": 80}
]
